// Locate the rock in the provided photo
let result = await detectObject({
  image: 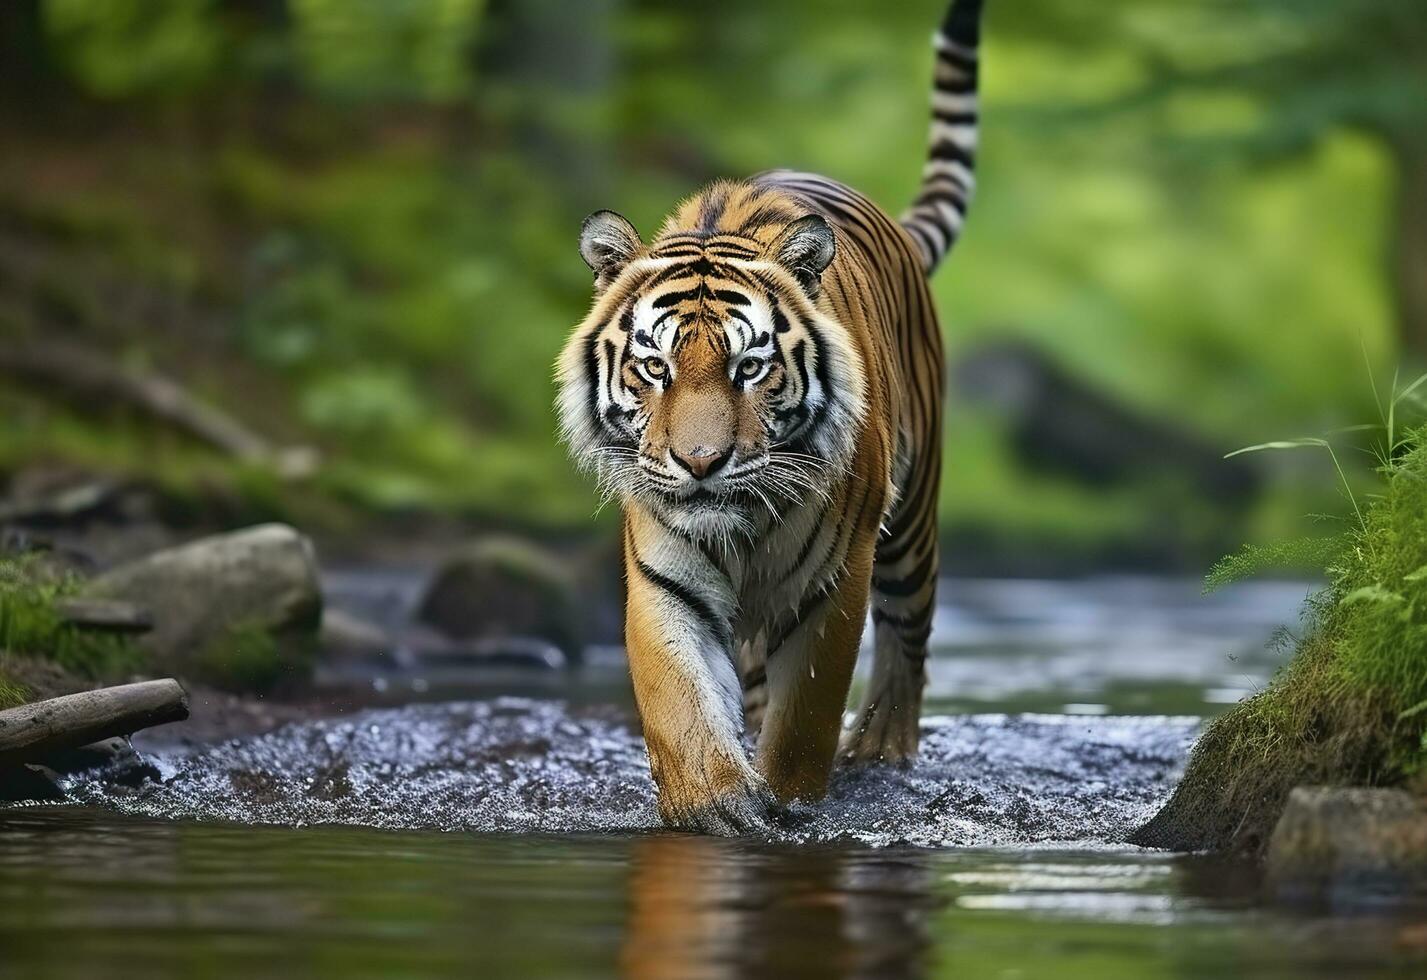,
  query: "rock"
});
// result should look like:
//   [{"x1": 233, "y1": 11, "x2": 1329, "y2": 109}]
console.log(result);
[
  {"x1": 953, "y1": 341, "x2": 1261, "y2": 505},
  {"x1": 1266, "y1": 787, "x2": 1427, "y2": 906},
  {"x1": 35, "y1": 735, "x2": 161, "y2": 786},
  {"x1": 404, "y1": 629, "x2": 566, "y2": 670},
  {"x1": 0, "y1": 764, "x2": 64, "y2": 803},
  {"x1": 320, "y1": 608, "x2": 393, "y2": 663},
  {"x1": 416, "y1": 536, "x2": 582, "y2": 662},
  {"x1": 36, "y1": 735, "x2": 134, "y2": 776},
  {"x1": 82, "y1": 524, "x2": 322, "y2": 692}
]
